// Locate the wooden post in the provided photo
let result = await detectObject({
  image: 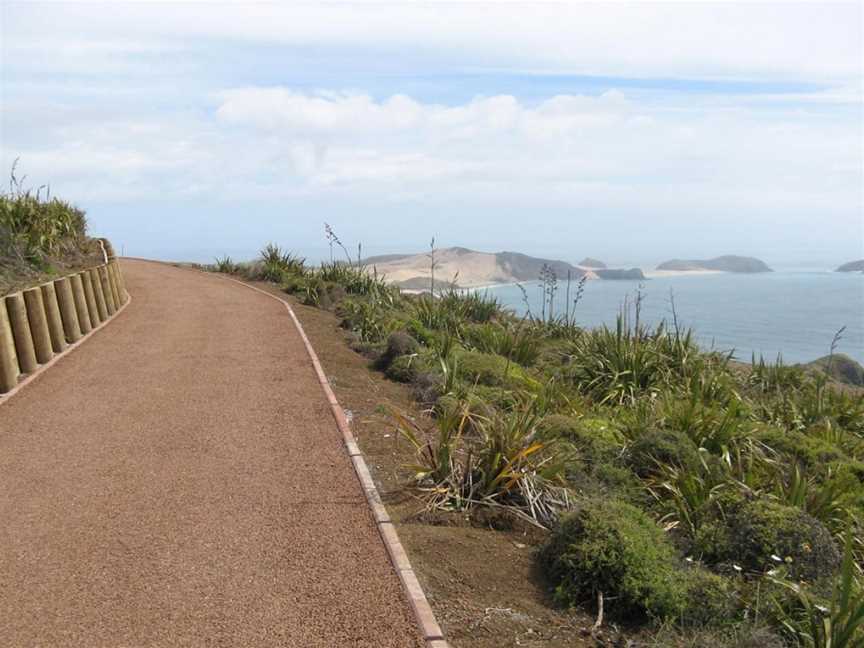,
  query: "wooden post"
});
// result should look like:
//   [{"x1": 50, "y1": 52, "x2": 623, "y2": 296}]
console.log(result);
[
  {"x1": 98, "y1": 266, "x2": 117, "y2": 315},
  {"x1": 23, "y1": 287, "x2": 53, "y2": 364},
  {"x1": 0, "y1": 299, "x2": 19, "y2": 393},
  {"x1": 112, "y1": 260, "x2": 127, "y2": 296},
  {"x1": 40, "y1": 282, "x2": 68, "y2": 353},
  {"x1": 107, "y1": 262, "x2": 124, "y2": 307},
  {"x1": 80, "y1": 271, "x2": 100, "y2": 328},
  {"x1": 70, "y1": 274, "x2": 92, "y2": 334},
  {"x1": 89, "y1": 268, "x2": 109, "y2": 321},
  {"x1": 5, "y1": 293, "x2": 38, "y2": 374},
  {"x1": 55, "y1": 277, "x2": 83, "y2": 343}
]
